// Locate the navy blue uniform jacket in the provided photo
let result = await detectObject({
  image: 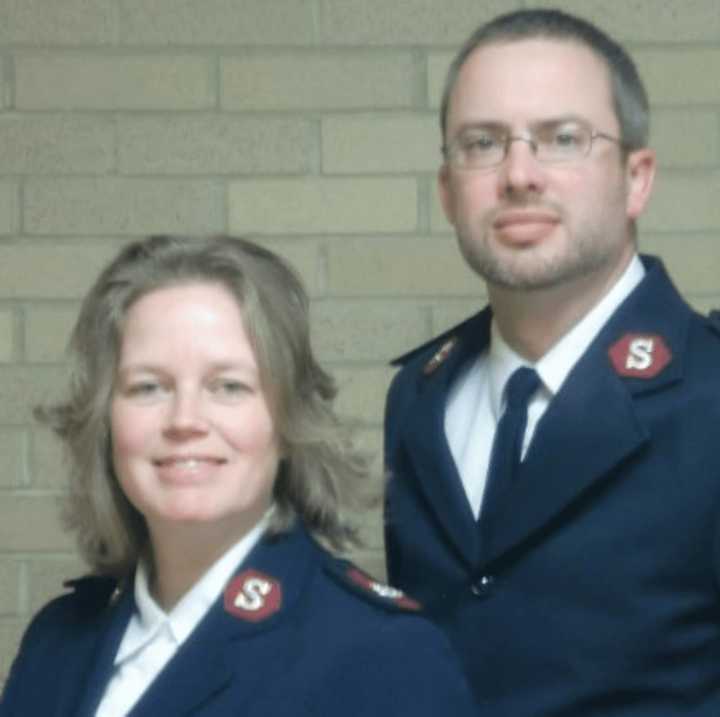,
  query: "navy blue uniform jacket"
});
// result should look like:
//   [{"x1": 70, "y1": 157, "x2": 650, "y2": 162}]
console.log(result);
[
  {"x1": 385, "y1": 256, "x2": 720, "y2": 716},
  {"x1": 1, "y1": 522, "x2": 477, "y2": 716}
]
